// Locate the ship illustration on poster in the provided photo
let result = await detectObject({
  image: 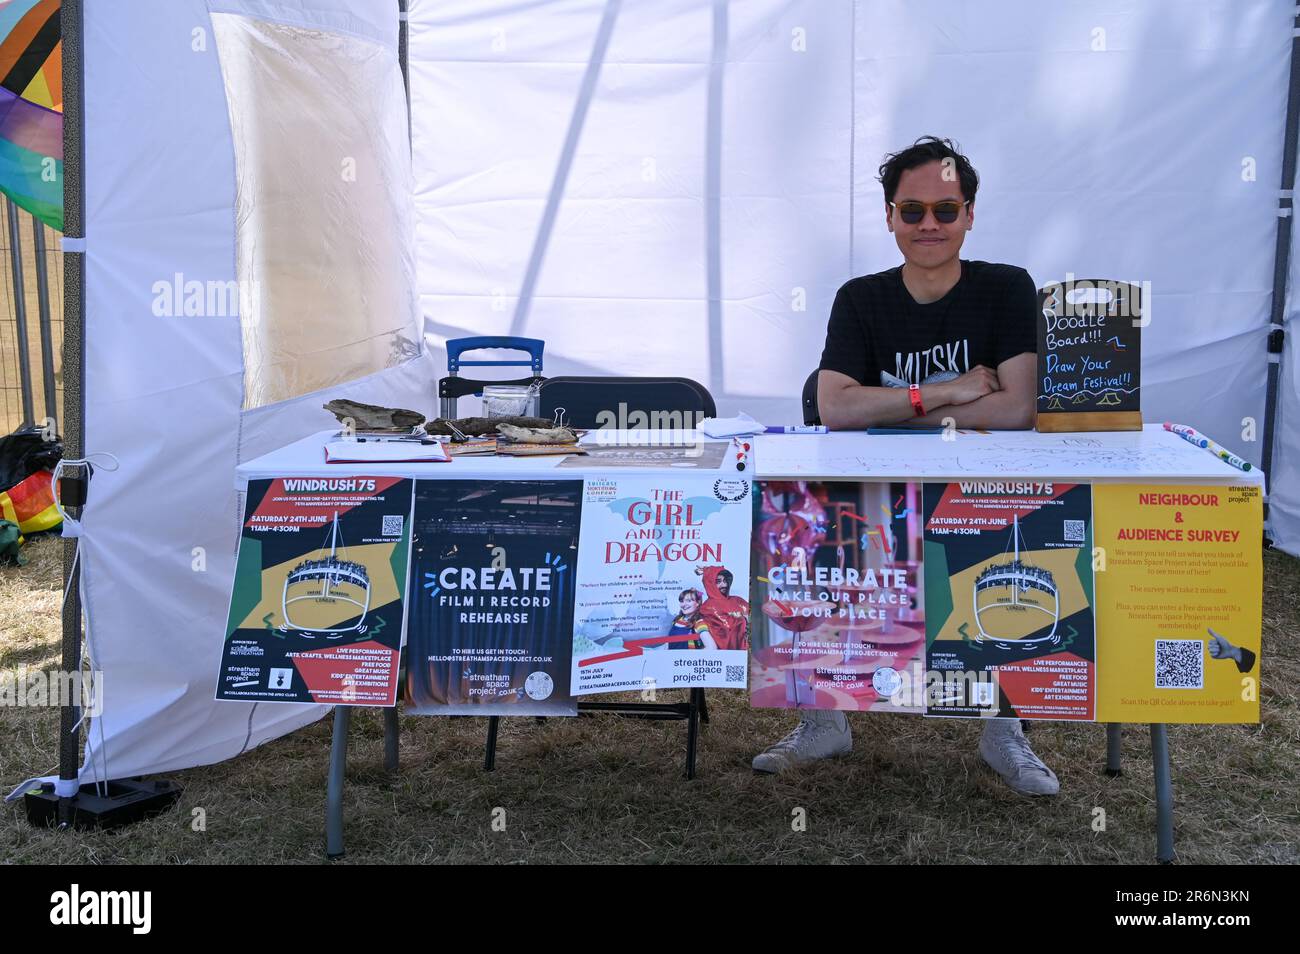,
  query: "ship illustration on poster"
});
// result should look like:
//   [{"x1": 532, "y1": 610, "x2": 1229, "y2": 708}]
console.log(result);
[
  {"x1": 923, "y1": 481, "x2": 1096, "y2": 720},
  {"x1": 216, "y1": 476, "x2": 413, "y2": 706},
  {"x1": 280, "y1": 511, "x2": 372, "y2": 636},
  {"x1": 972, "y1": 513, "x2": 1060, "y2": 648}
]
